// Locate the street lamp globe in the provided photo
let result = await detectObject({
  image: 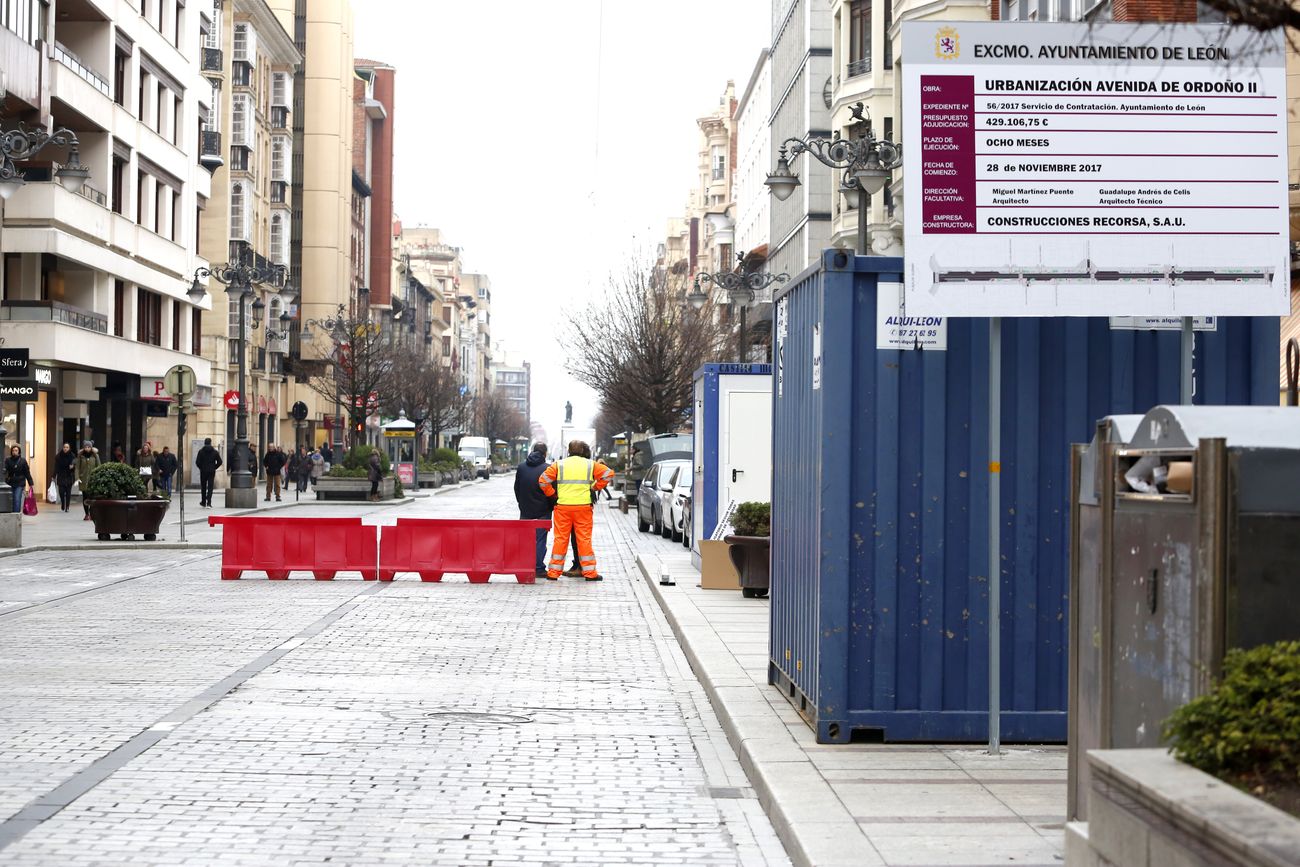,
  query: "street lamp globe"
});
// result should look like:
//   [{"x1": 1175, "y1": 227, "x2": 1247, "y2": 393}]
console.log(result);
[
  {"x1": 686, "y1": 284, "x2": 709, "y2": 310},
  {"x1": 764, "y1": 150, "x2": 801, "y2": 202},
  {"x1": 854, "y1": 164, "x2": 890, "y2": 197},
  {"x1": 54, "y1": 150, "x2": 90, "y2": 194},
  {"x1": 0, "y1": 175, "x2": 24, "y2": 201},
  {"x1": 187, "y1": 277, "x2": 207, "y2": 304},
  {"x1": 839, "y1": 179, "x2": 861, "y2": 209},
  {"x1": 251, "y1": 296, "x2": 265, "y2": 327}
]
